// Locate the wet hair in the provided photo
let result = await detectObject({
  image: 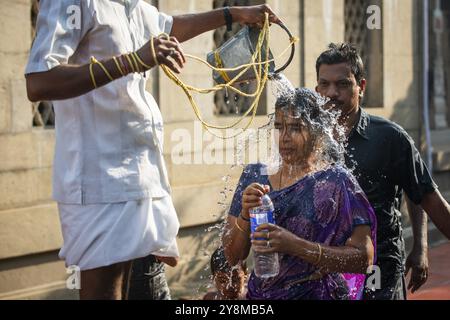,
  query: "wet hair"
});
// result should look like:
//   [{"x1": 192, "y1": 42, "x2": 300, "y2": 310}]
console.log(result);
[
  {"x1": 210, "y1": 247, "x2": 245, "y2": 275},
  {"x1": 210, "y1": 247, "x2": 232, "y2": 275},
  {"x1": 316, "y1": 43, "x2": 365, "y2": 85},
  {"x1": 274, "y1": 88, "x2": 344, "y2": 164},
  {"x1": 274, "y1": 88, "x2": 329, "y2": 138},
  {"x1": 275, "y1": 88, "x2": 323, "y2": 123}
]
